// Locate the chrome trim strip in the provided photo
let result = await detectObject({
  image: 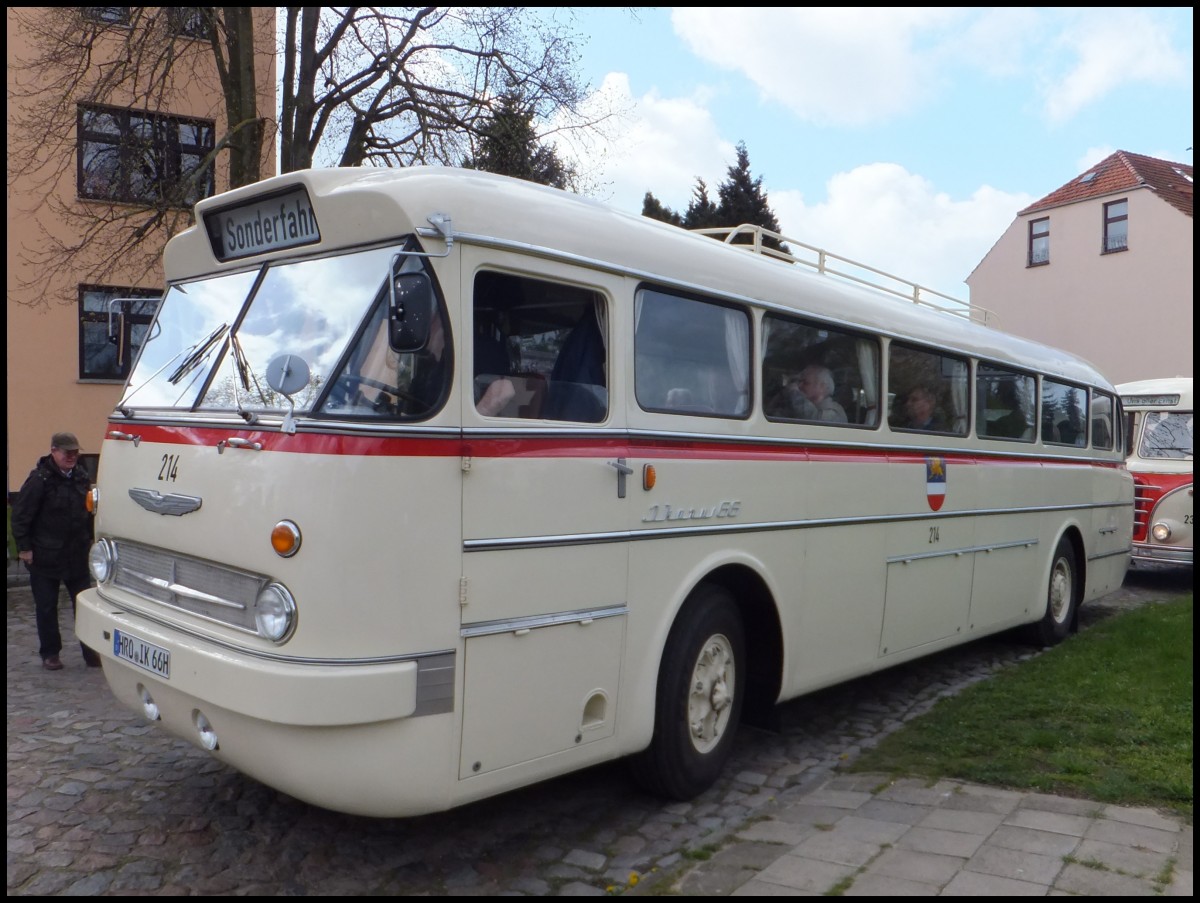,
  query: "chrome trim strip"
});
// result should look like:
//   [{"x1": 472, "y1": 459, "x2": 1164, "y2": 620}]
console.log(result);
[
  {"x1": 887, "y1": 539, "x2": 1038, "y2": 565},
  {"x1": 464, "y1": 502, "x2": 1133, "y2": 552},
  {"x1": 123, "y1": 569, "x2": 246, "y2": 610},
  {"x1": 461, "y1": 605, "x2": 628, "y2": 639},
  {"x1": 1089, "y1": 547, "x2": 1136, "y2": 563}
]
